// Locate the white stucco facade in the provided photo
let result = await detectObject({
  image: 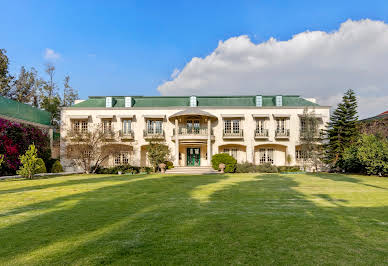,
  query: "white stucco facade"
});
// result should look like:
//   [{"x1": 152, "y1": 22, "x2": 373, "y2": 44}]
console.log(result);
[{"x1": 60, "y1": 97, "x2": 330, "y2": 171}]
